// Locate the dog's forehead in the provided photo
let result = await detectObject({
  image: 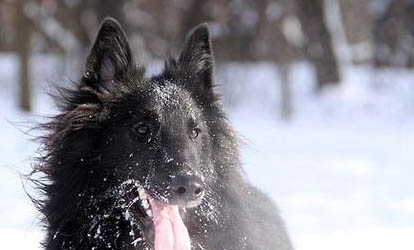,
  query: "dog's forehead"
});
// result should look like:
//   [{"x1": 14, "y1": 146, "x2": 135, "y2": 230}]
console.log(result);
[
  {"x1": 150, "y1": 80, "x2": 182, "y2": 104},
  {"x1": 146, "y1": 79, "x2": 198, "y2": 118}
]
